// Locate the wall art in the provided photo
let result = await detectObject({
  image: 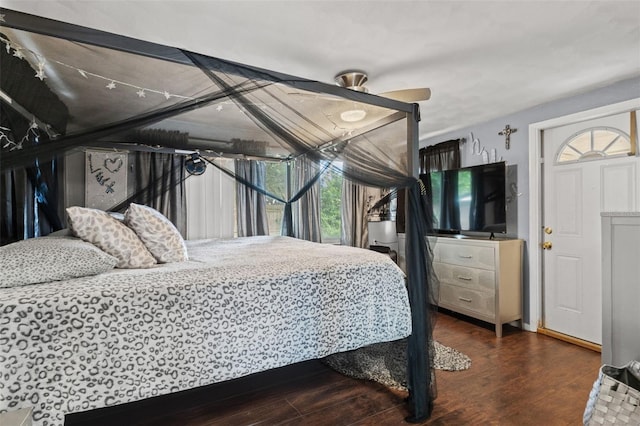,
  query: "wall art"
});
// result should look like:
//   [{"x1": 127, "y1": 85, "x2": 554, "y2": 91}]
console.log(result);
[{"x1": 85, "y1": 150, "x2": 128, "y2": 210}]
